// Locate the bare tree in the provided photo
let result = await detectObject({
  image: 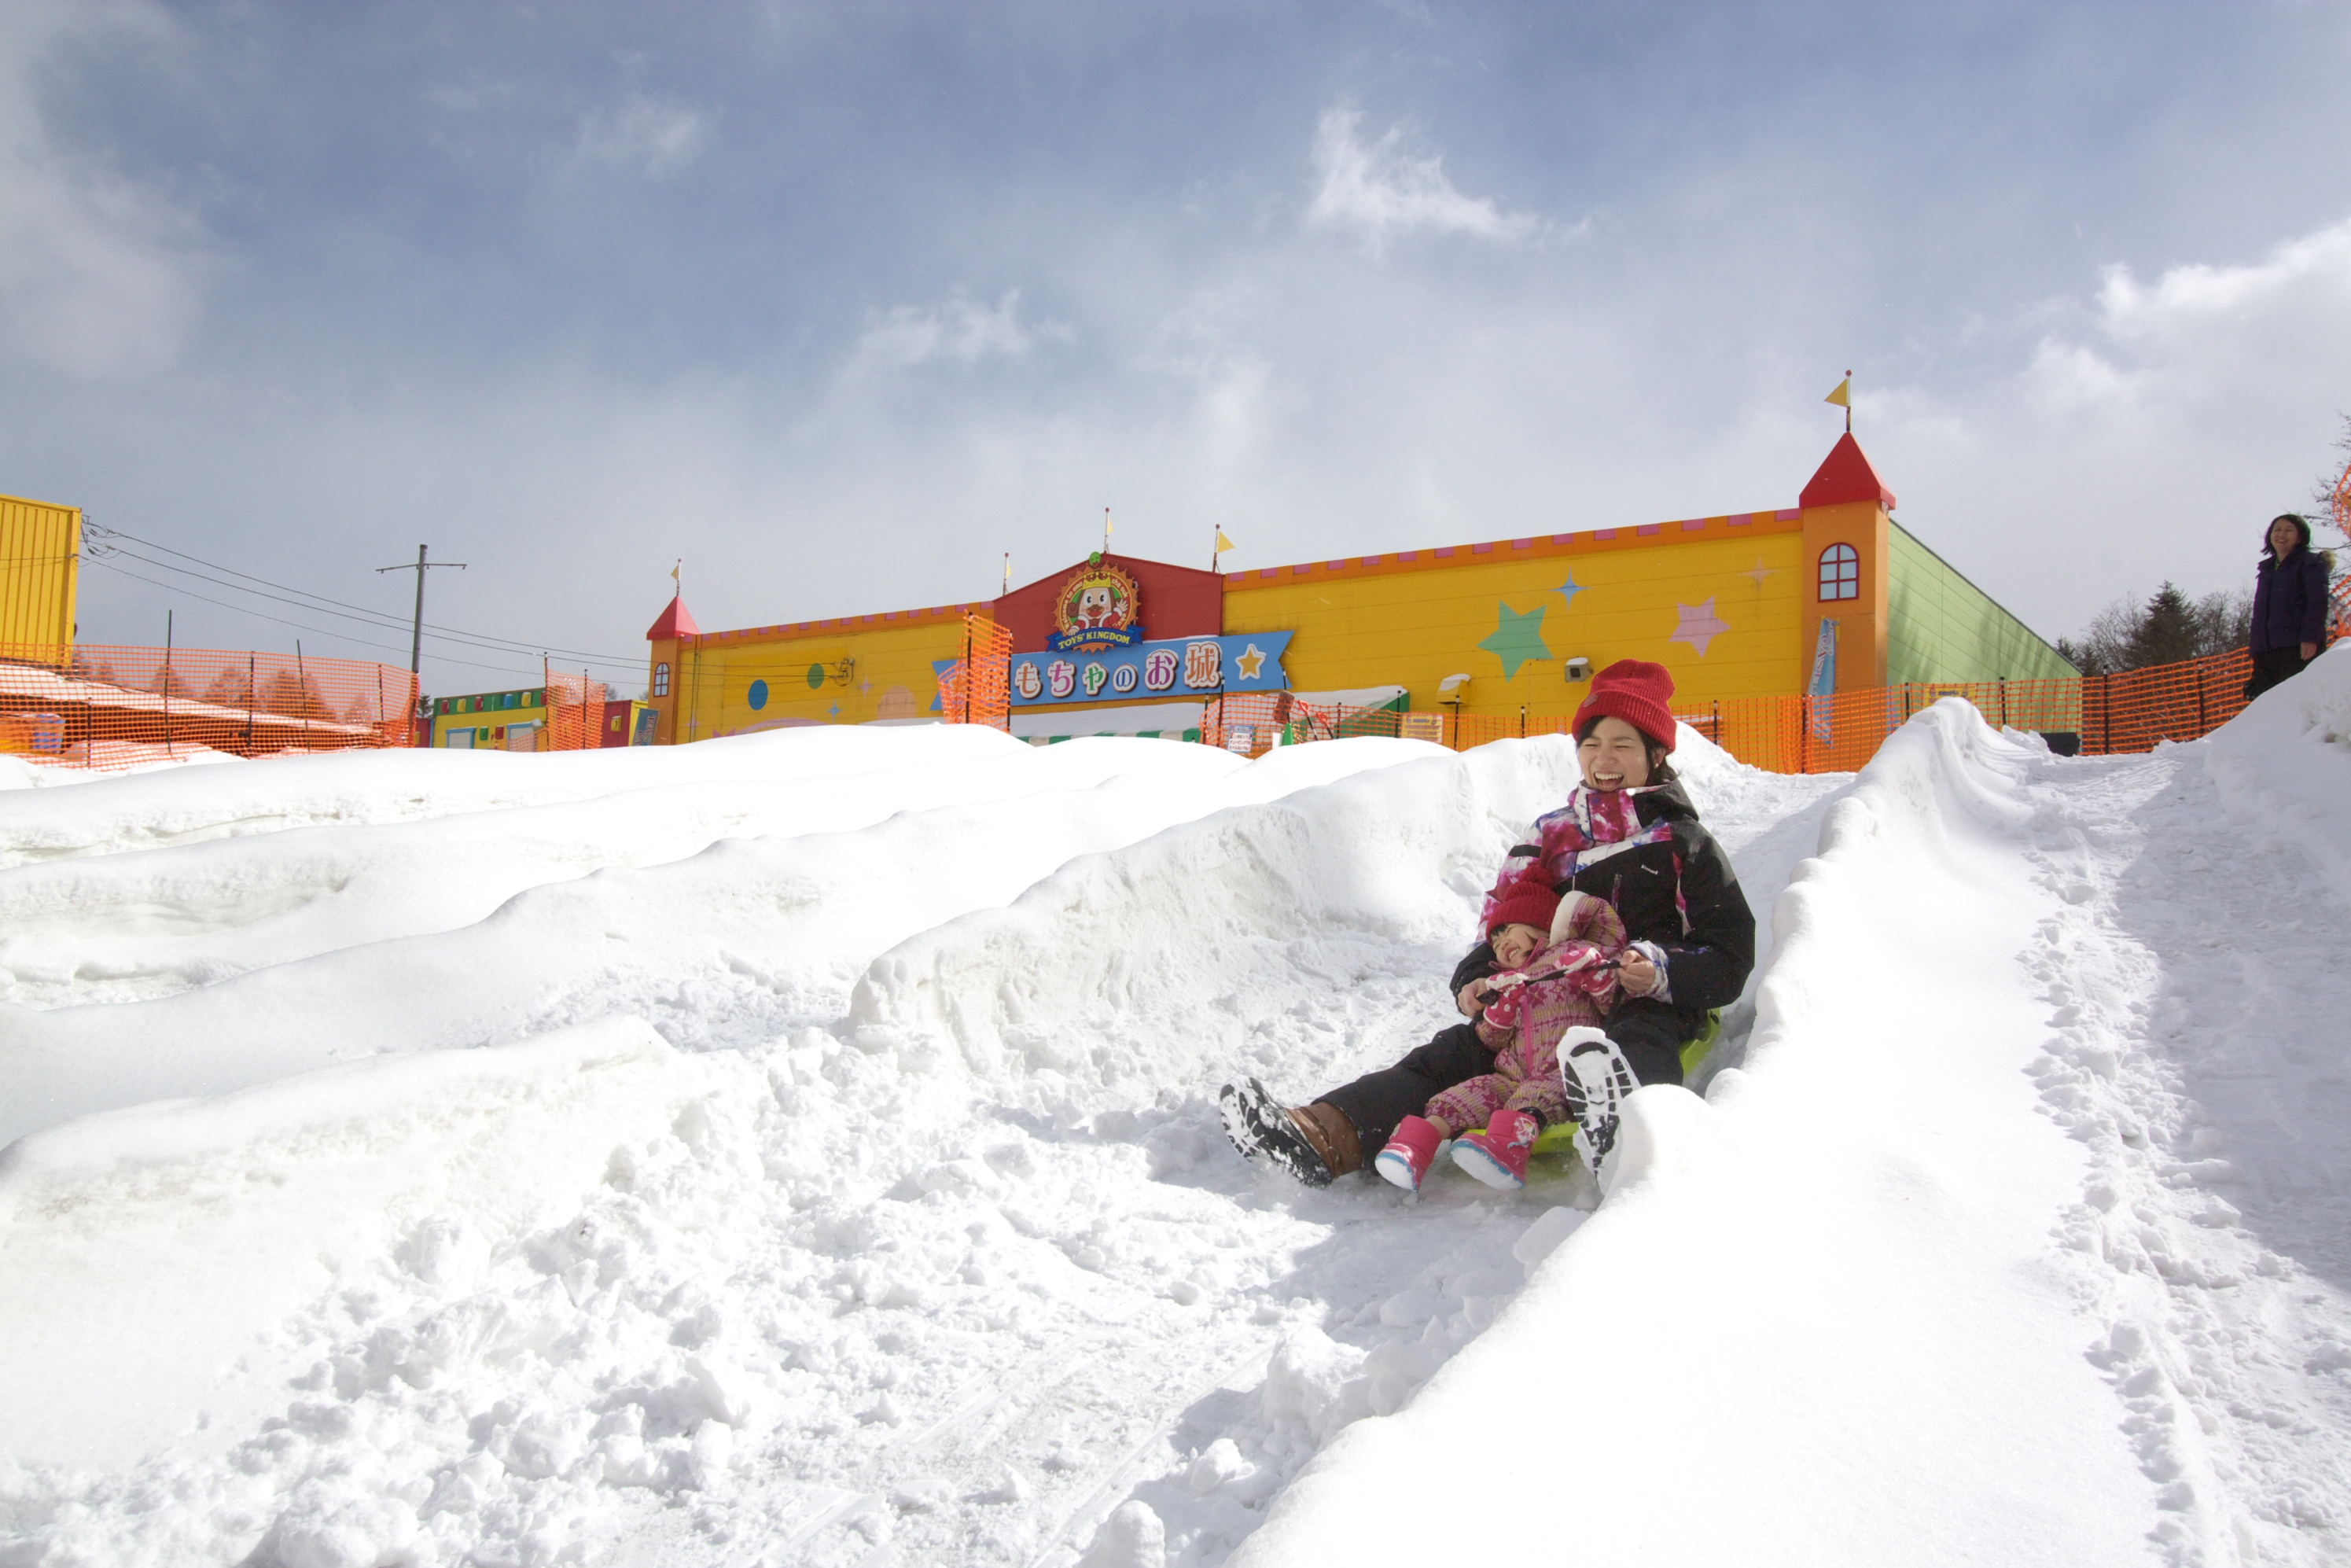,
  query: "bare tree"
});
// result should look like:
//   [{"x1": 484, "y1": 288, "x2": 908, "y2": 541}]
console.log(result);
[
  {"x1": 2311, "y1": 413, "x2": 2351, "y2": 543},
  {"x1": 2059, "y1": 583, "x2": 2254, "y2": 675}
]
